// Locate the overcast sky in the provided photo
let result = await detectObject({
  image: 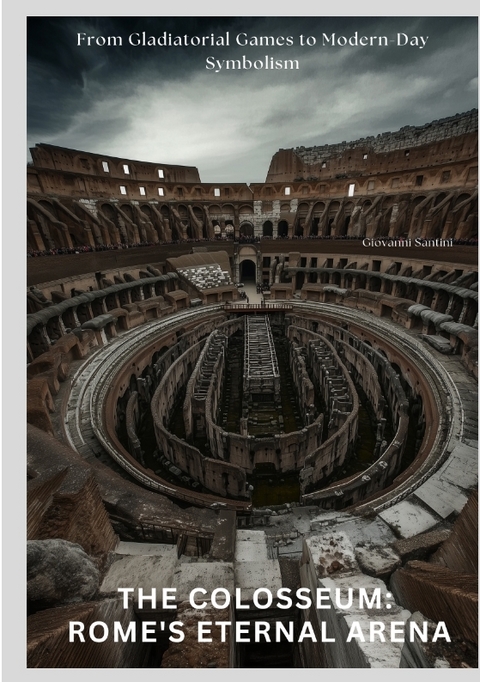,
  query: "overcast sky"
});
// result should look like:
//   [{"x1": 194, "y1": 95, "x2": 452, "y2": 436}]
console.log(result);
[{"x1": 27, "y1": 16, "x2": 478, "y2": 183}]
